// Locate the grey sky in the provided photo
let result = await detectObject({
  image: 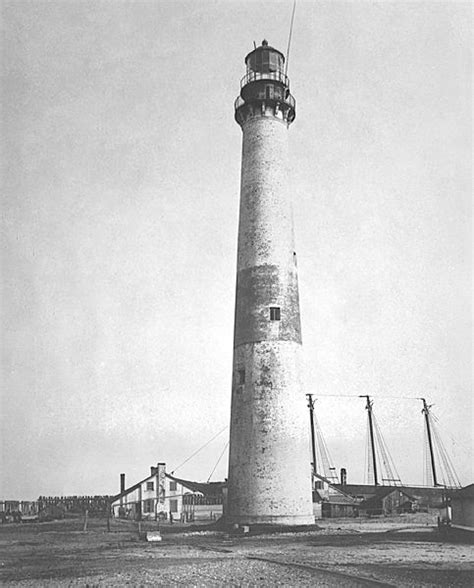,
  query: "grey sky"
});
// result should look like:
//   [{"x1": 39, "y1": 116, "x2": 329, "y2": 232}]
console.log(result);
[{"x1": 1, "y1": 0, "x2": 471, "y2": 499}]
